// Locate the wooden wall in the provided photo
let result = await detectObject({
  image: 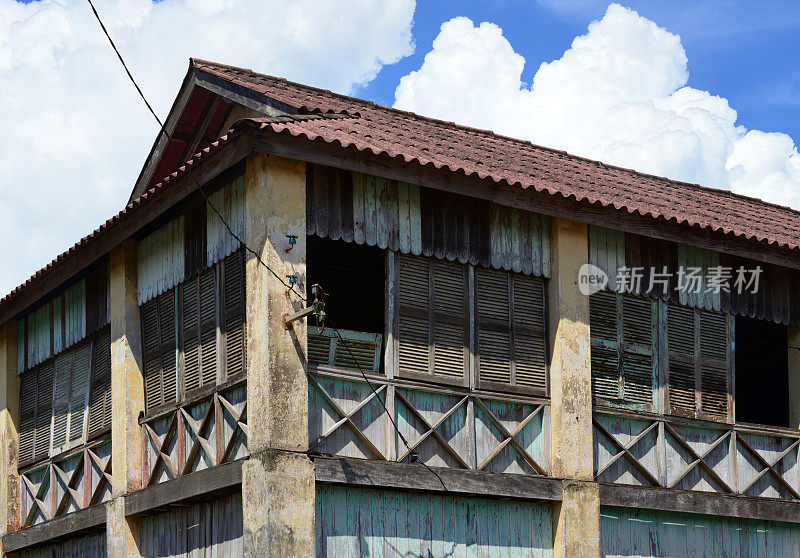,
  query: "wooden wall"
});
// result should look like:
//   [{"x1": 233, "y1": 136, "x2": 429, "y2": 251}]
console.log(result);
[
  {"x1": 601, "y1": 506, "x2": 800, "y2": 557},
  {"x1": 138, "y1": 492, "x2": 243, "y2": 557},
  {"x1": 17, "y1": 532, "x2": 106, "y2": 558},
  {"x1": 316, "y1": 484, "x2": 553, "y2": 557}
]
